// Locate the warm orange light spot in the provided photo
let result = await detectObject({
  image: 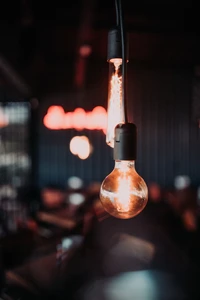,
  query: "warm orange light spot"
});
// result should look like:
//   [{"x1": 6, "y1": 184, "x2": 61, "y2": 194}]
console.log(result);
[
  {"x1": 92, "y1": 106, "x2": 107, "y2": 131},
  {"x1": 0, "y1": 108, "x2": 9, "y2": 128},
  {"x1": 69, "y1": 136, "x2": 92, "y2": 160},
  {"x1": 85, "y1": 112, "x2": 94, "y2": 130},
  {"x1": 43, "y1": 106, "x2": 107, "y2": 134},
  {"x1": 48, "y1": 106, "x2": 64, "y2": 115},
  {"x1": 63, "y1": 112, "x2": 72, "y2": 129},
  {"x1": 43, "y1": 106, "x2": 64, "y2": 130},
  {"x1": 71, "y1": 108, "x2": 86, "y2": 131}
]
